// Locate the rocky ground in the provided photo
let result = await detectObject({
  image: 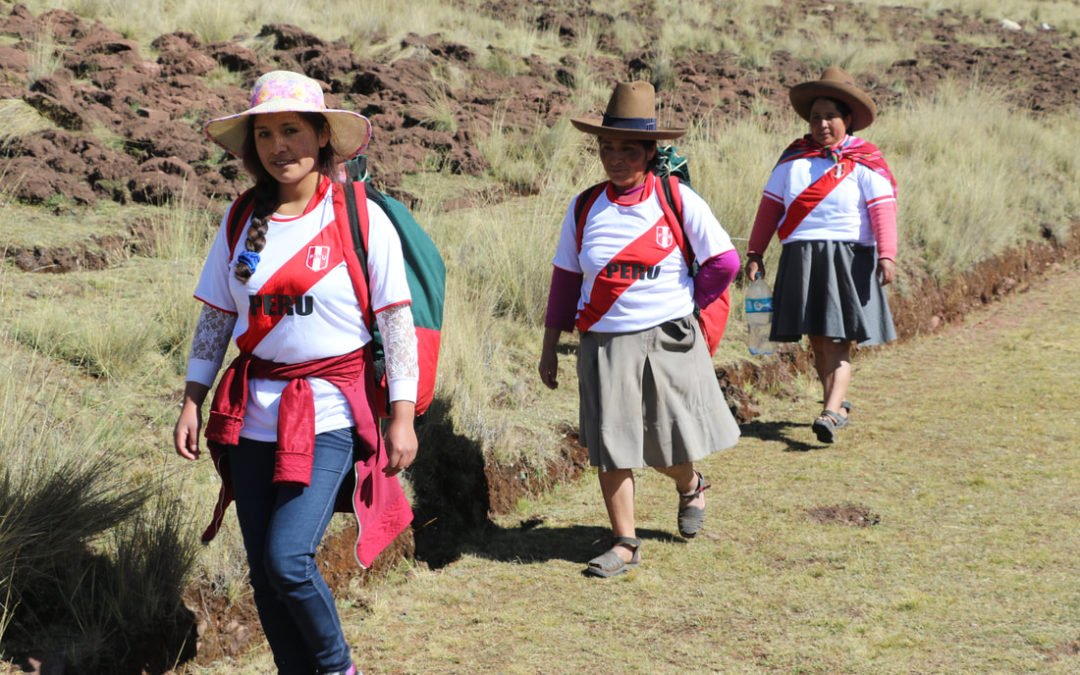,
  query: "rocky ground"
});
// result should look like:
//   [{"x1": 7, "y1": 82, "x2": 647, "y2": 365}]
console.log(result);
[{"x1": 1, "y1": 0, "x2": 1077, "y2": 223}]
